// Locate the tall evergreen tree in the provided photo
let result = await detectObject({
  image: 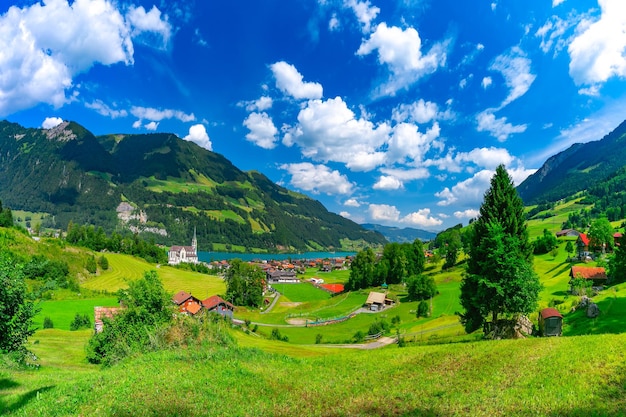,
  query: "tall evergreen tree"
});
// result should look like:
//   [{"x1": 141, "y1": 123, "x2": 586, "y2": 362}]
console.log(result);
[{"x1": 460, "y1": 165, "x2": 540, "y2": 334}]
